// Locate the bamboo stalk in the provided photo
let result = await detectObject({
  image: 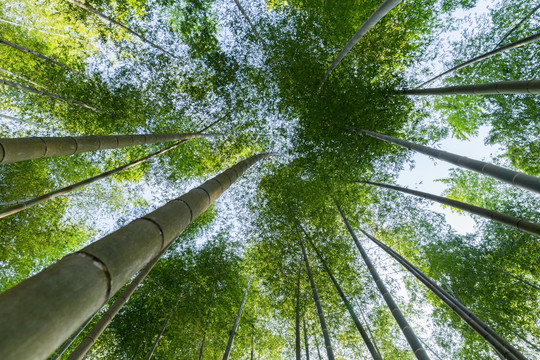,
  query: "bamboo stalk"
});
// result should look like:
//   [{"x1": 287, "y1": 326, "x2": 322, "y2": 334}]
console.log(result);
[
  {"x1": 417, "y1": 33, "x2": 540, "y2": 88},
  {"x1": 222, "y1": 274, "x2": 254, "y2": 360},
  {"x1": 336, "y1": 203, "x2": 430, "y2": 360},
  {"x1": 358, "y1": 228, "x2": 526, "y2": 360},
  {"x1": 358, "y1": 180, "x2": 540, "y2": 237},
  {"x1": 295, "y1": 271, "x2": 302, "y2": 360},
  {"x1": 64, "y1": 0, "x2": 179, "y2": 59},
  {"x1": 0, "y1": 153, "x2": 270, "y2": 360},
  {"x1": 320, "y1": 0, "x2": 403, "y2": 89},
  {"x1": 145, "y1": 293, "x2": 183, "y2": 360},
  {"x1": 401, "y1": 79, "x2": 540, "y2": 95},
  {"x1": 354, "y1": 128, "x2": 540, "y2": 194},
  {"x1": 304, "y1": 235, "x2": 381, "y2": 360},
  {"x1": 0, "y1": 77, "x2": 104, "y2": 113},
  {"x1": 495, "y1": 4, "x2": 540, "y2": 48},
  {"x1": 0, "y1": 132, "x2": 205, "y2": 165},
  {"x1": 300, "y1": 239, "x2": 336, "y2": 360}
]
